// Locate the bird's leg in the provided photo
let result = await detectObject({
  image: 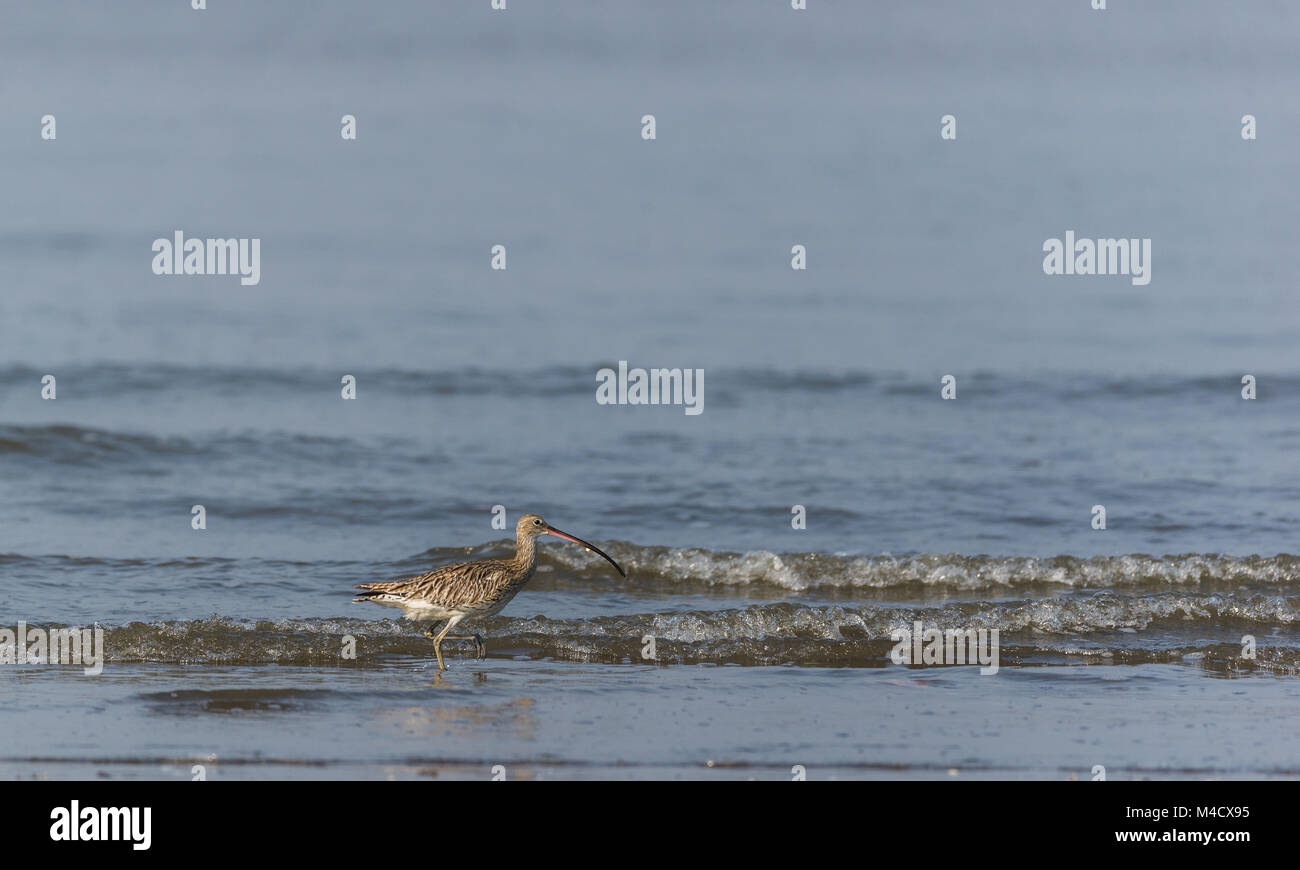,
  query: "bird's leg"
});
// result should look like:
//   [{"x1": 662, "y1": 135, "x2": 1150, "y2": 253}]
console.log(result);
[
  {"x1": 443, "y1": 634, "x2": 485, "y2": 659},
  {"x1": 432, "y1": 632, "x2": 446, "y2": 671},
  {"x1": 430, "y1": 619, "x2": 461, "y2": 671}
]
